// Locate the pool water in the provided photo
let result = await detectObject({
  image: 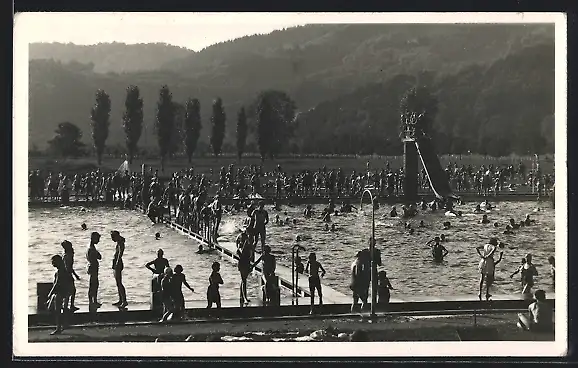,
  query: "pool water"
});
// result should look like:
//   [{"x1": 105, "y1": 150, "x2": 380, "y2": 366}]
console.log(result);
[
  {"x1": 28, "y1": 201, "x2": 555, "y2": 309},
  {"x1": 218, "y1": 201, "x2": 555, "y2": 297},
  {"x1": 28, "y1": 207, "x2": 269, "y2": 309}
]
